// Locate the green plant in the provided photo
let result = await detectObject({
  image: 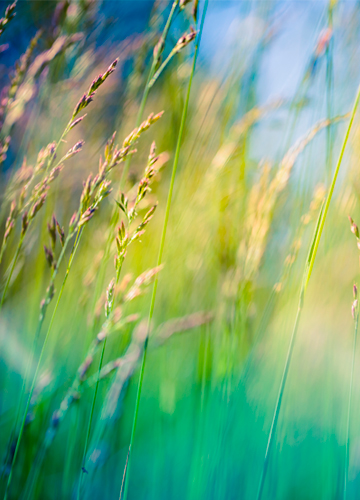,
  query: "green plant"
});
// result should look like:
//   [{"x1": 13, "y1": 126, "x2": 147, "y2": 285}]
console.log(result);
[{"x1": 256, "y1": 84, "x2": 360, "y2": 500}]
